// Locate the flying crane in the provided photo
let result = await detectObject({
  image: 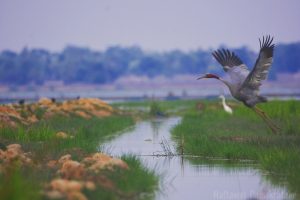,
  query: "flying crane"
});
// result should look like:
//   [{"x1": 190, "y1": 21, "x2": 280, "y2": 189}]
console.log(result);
[{"x1": 198, "y1": 36, "x2": 279, "y2": 133}]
